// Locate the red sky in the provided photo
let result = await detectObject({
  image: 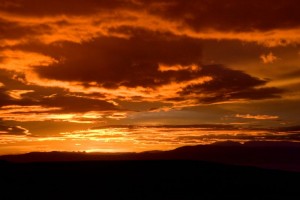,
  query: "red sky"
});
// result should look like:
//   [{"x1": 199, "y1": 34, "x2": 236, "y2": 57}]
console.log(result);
[{"x1": 0, "y1": 0, "x2": 300, "y2": 154}]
